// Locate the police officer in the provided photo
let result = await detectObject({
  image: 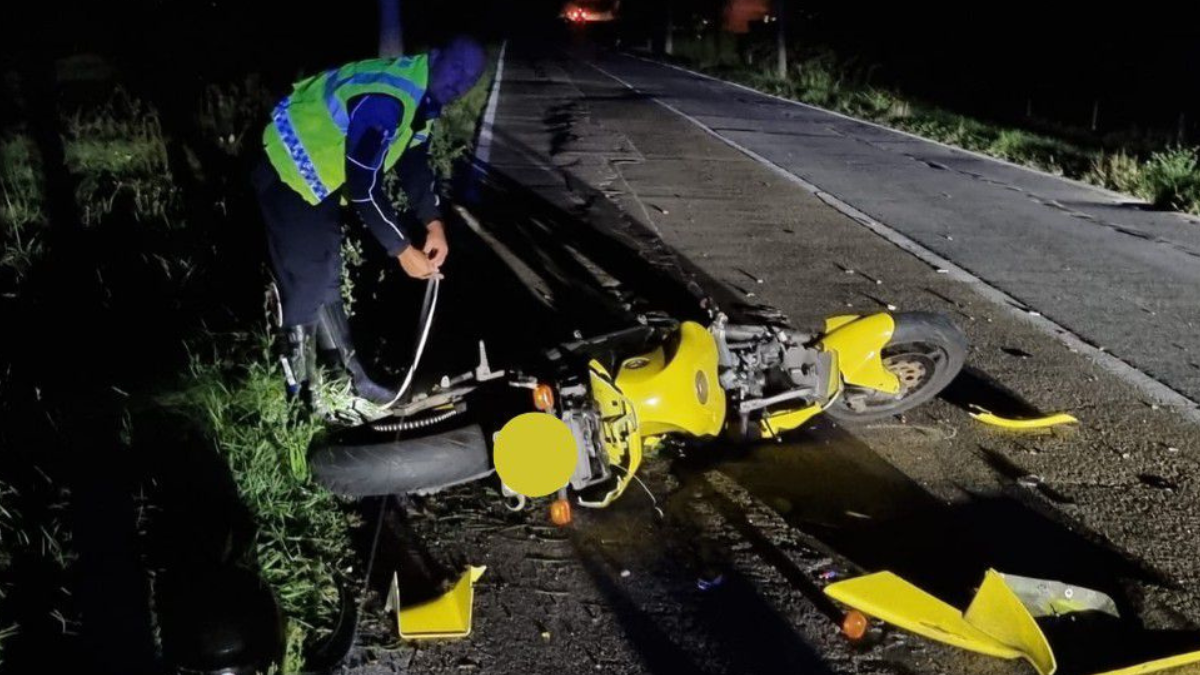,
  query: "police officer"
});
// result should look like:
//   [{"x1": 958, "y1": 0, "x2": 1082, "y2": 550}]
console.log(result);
[{"x1": 252, "y1": 36, "x2": 486, "y2": 405}]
